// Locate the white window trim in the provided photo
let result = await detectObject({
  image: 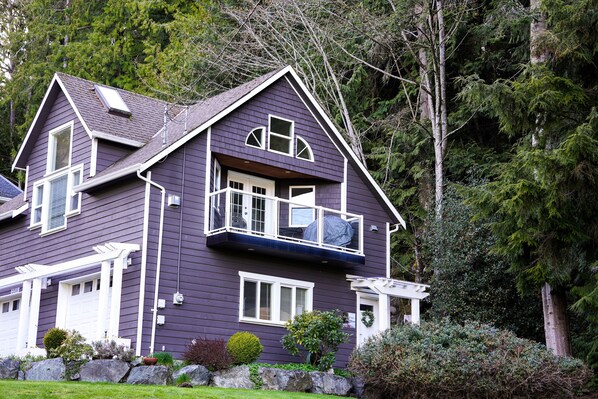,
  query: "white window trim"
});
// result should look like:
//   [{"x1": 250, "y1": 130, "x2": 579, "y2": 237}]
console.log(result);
[
  {"x1": 66, "y1": 164, "x2": 84, "y2": 216},
  {"x1": 267, "y1": 115, "x2": 294, "y2": 157},
  {"x1": 295, "y1": 136, "x2": 314, "y2": 162},
  {"x1": 238, "y1": 271, "x2": 314, "y2": 327},
  {"x1": 46, "y1": 121, "x2": 74, "y2": 176},
  {"x1": 30, "y1": 182, "x2": 44, "y2": 229},
  {"x1": 289, "y1": 185, "x2": 316, "y2": 227},
  {"x1": 245, "y1": 127, "x2": 266, "y2": 149}
]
